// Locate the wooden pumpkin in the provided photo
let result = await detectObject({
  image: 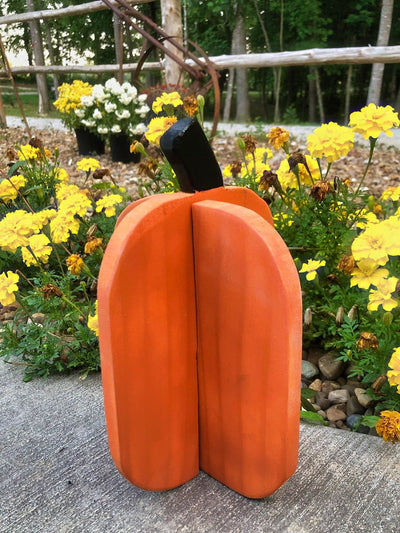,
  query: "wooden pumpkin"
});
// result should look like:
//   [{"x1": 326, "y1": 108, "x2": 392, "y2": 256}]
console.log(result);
[{"x1": 98, "y1": 185, "x2": 302, "y2": 498}]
